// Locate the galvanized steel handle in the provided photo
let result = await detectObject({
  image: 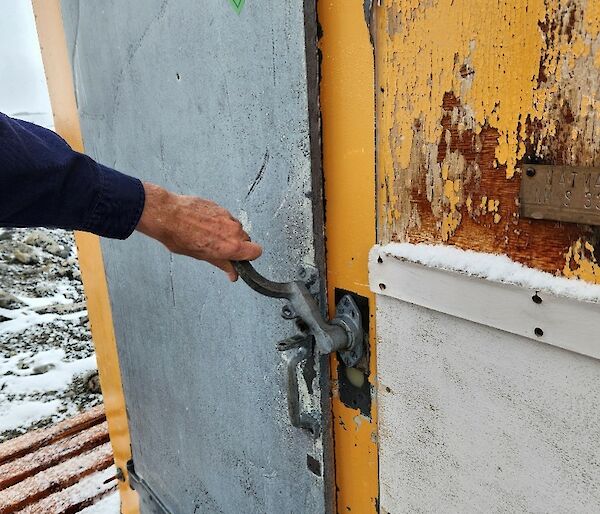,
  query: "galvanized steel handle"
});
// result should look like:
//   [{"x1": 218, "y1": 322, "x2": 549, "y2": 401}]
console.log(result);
[{"x1": 233, "y1": 259, "x2": 365, "y2": 433}]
